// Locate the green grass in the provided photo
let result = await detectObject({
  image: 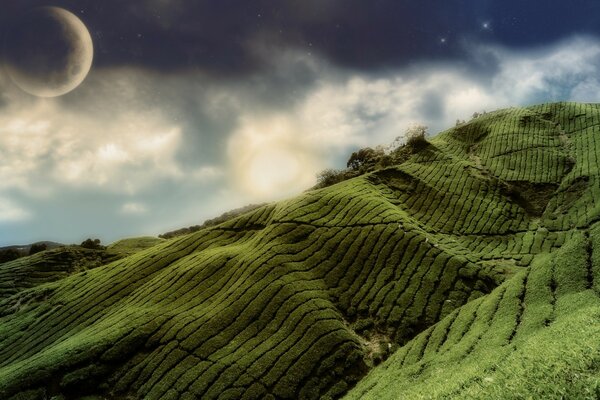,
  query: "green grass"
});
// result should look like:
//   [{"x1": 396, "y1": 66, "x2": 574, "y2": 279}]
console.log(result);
[
  {"x1": 346, "y1": 227, "x2": 600, "y2": 399},
  {"x1": 1, "y1": 102, "x2": 600, "y2": 399},
  {"x1": 106, "y1": 236, "x2": 165, "y2": 256}
]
